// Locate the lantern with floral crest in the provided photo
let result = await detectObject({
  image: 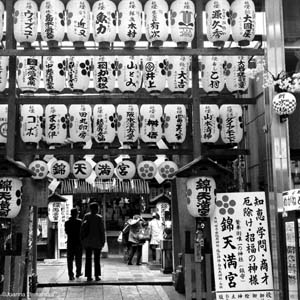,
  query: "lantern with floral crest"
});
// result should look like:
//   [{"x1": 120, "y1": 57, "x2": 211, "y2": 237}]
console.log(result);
[
  {"x1": 72, "y1": 160, "x2": 93, "y2": 179},
  {"x1": 95, "y1": 160, "x2": 115, "y2": 179},
  {"x1": 50, "y1": 160, "x2": 71, "y2": 179},
  {"x1": 0, "y1": 105, "x2": 7, "y2": 144},
  {"x1": 273, "y1": 92, "x2": 297, "y2": 122},
  {"x1": 0, "y1": 56, "x2": 9, "y2": 92},
  {"x1": 29, "y1": 160, "x2": 48, "y2": 180},
  {"x1": 200, "y1": 104, "x2": 220, "y2": 143},
  {"x1": 115, "y1": 160, "x2": 136, "y2": 180},
  {"x1": 158, "y1": 161, "x2": 178, "y2": 181},
  {"x1": 137, "y1": 161, "x2": 157, "y2": 180}
]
